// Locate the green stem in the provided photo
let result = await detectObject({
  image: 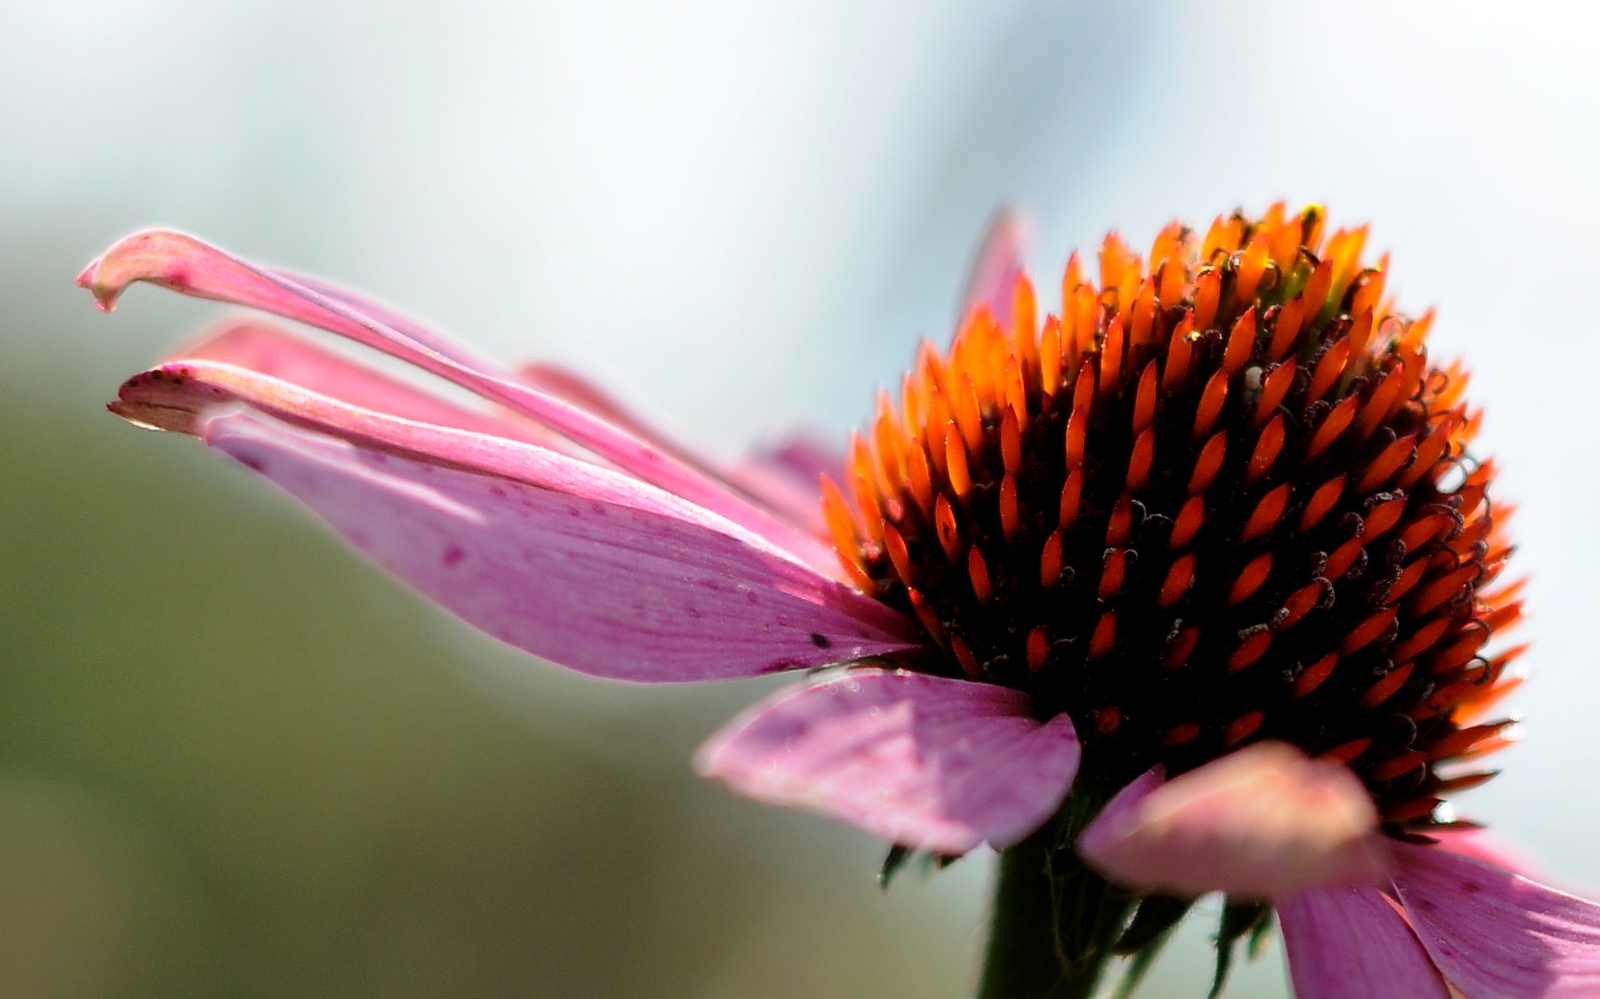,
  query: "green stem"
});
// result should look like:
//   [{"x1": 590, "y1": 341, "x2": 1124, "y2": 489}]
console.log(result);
[{"x1": 976, "y1": 805, "x2": 1134, "y2": 999}]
